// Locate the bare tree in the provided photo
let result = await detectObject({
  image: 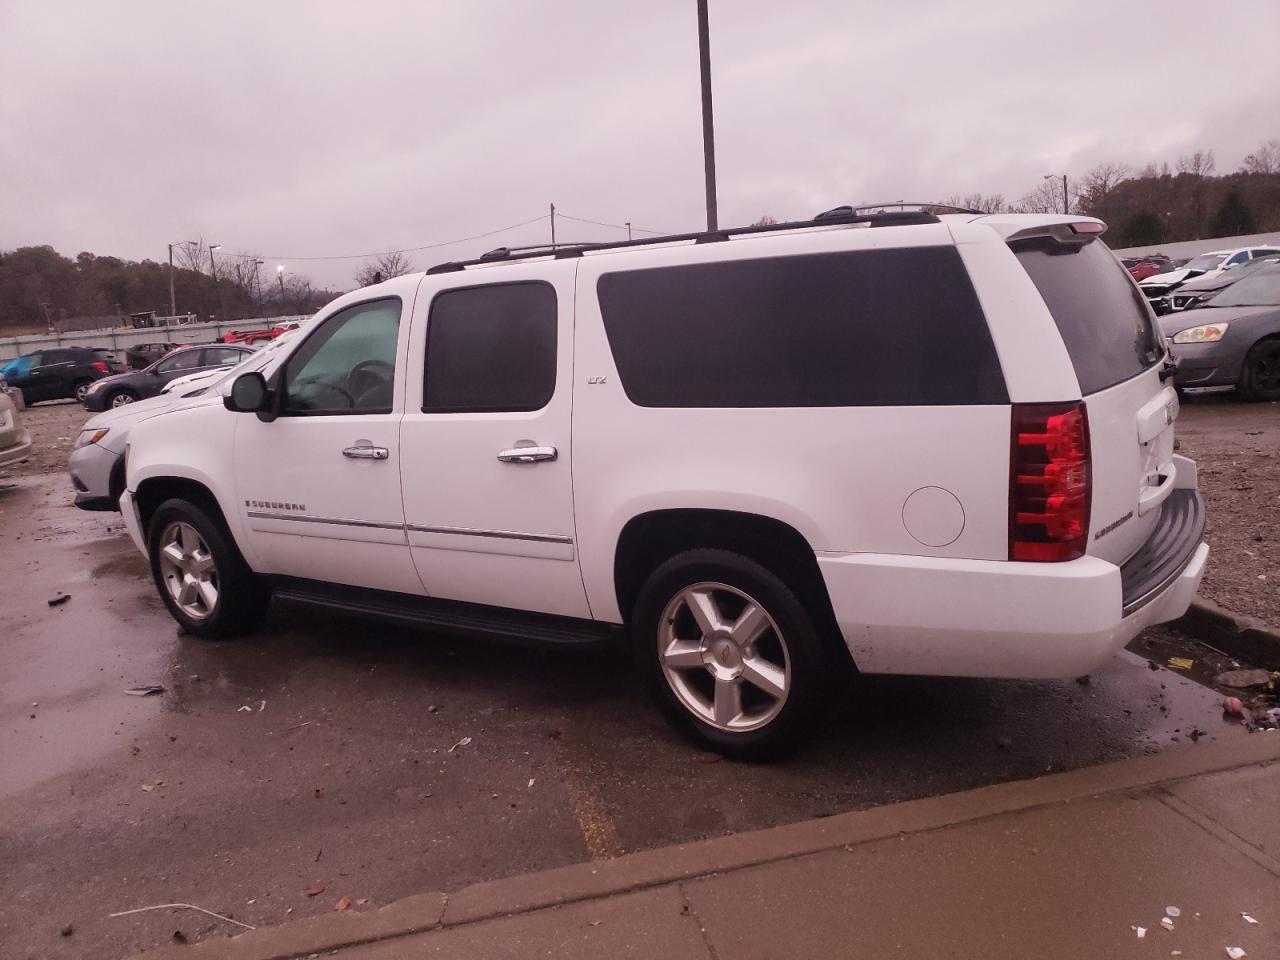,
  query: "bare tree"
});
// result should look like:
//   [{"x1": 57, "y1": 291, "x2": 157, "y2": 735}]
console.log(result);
[
  {"x1": 751, "y1": 215, "x2": 778, "y2": 226},
  {"x1": 940, "y1": 193, "x2": 1006, "y2": 213},
  {"x1": 1075, "y1": 162, "x2": 1130, "y2": 220},
  {"x1": 1241, "y1": 139, "x2": 1280, "y2": 175},
  {"x1": 1176, "y1": 149, "x2": 1216, "y2": 177},
  {"x1": 1010, "y1": 179, "x2": 1068, "y2": 214},
  {"x1": 173, "y1": 238, "x2": 220, "y2": 276},
  {"x1": 354, "y1": 250, "x2": 414, "y2": 287}
]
